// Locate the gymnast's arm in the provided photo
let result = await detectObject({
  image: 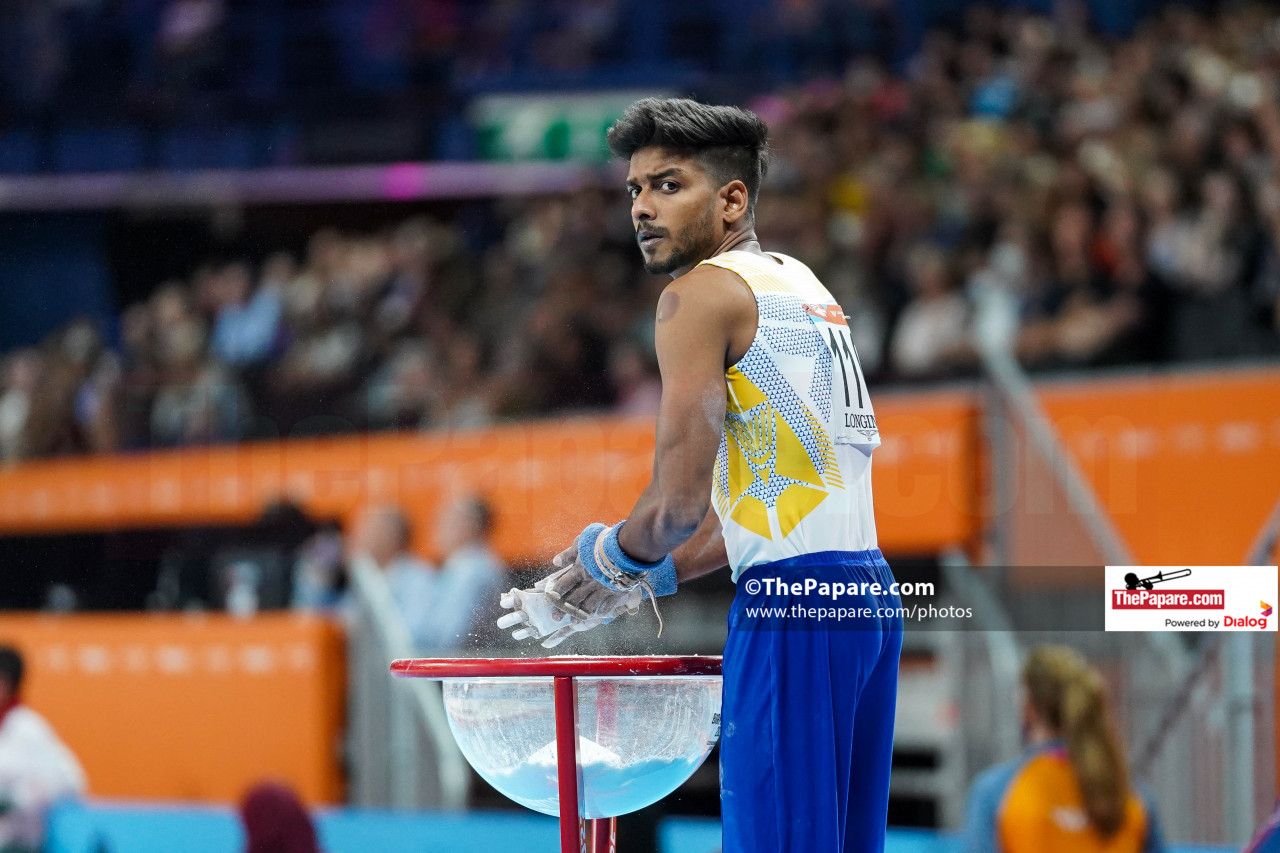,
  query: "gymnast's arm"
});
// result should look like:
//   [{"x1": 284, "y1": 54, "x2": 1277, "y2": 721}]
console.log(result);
[
  {"x1": 671, "y1": 508, "x2": 729, "y2": 582},
  {"x1": 615, "y1": 265, "x2": 752, "y2": 565}
]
